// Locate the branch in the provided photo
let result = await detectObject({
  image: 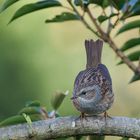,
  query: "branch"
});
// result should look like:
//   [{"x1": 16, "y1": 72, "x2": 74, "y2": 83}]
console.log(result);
[
  {"x1": 66, "y1": 0, "x2": 101, "y2": 38},
  {"x1": 66, "y1": 1, "x2": 140, "y2": 74},
  {"x1": 0, "y1": 116, "x2": 140, "y2": 140},
  {"x1": 105, "y1": 36, "x2": 139, "y2": 73},
  {"x1": 86, "y1": 6, "x2": 140, "y2": 74}
]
